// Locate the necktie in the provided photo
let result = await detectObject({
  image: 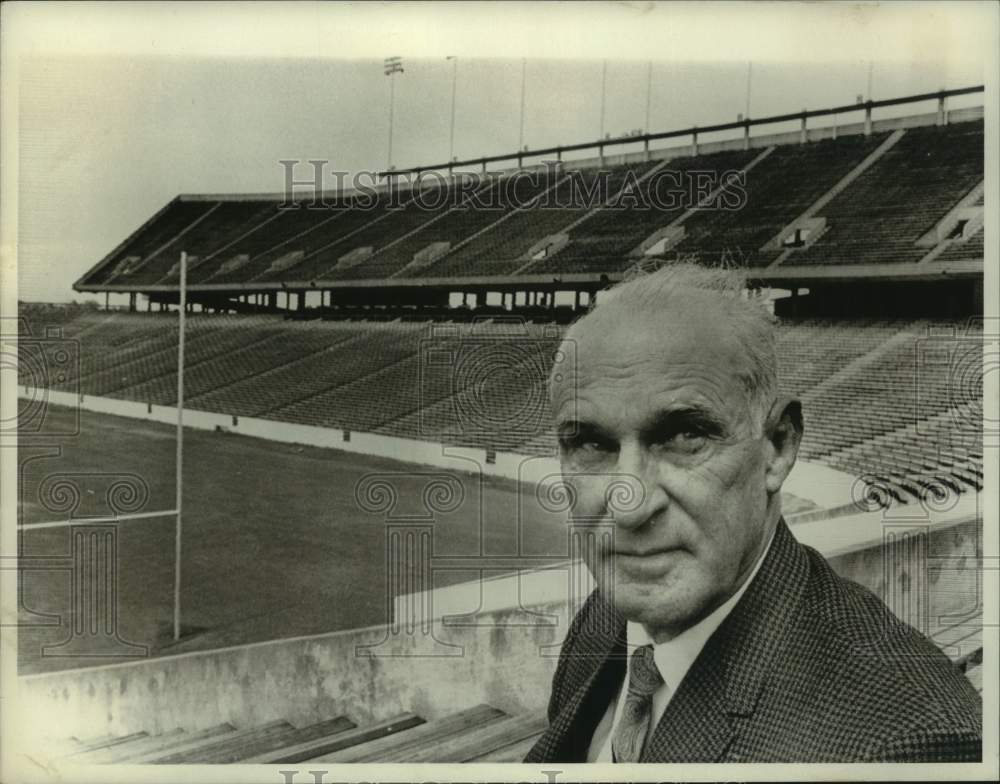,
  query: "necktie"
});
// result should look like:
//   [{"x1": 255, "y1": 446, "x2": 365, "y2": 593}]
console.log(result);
[{"x1": 611, "y1": 644, "x2": 664, "y2": 763}]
